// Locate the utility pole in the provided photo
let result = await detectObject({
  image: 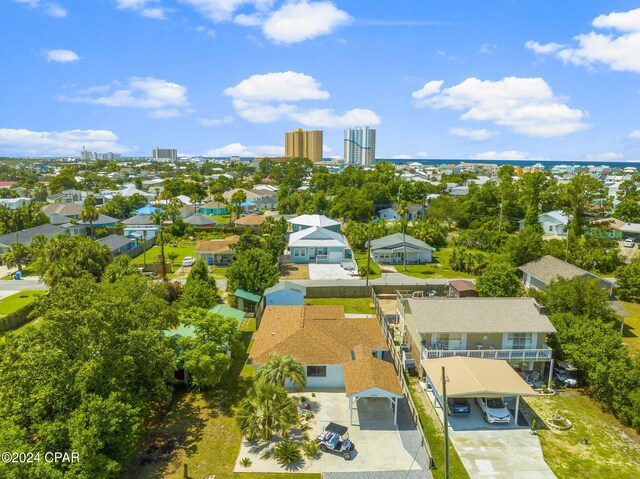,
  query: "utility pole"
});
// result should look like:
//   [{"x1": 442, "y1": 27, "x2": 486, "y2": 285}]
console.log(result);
[
  {"x1": 366, "y1": 223, "x2": 372, "y2": 288},
  {"x1": 442, "y1": 366, "x2": 450, "y2": 479},
  {"x1": 498, "y1": 198, "x2": 504, "y2": 232}
]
